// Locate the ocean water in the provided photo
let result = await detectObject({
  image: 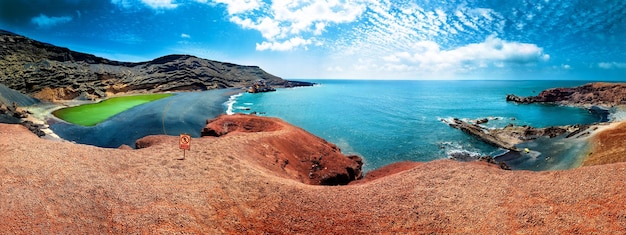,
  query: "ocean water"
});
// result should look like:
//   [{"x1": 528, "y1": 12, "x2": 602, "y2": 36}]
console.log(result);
[{"x1": 228, "y1": 80, "x2": 605, "y2": 172}]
